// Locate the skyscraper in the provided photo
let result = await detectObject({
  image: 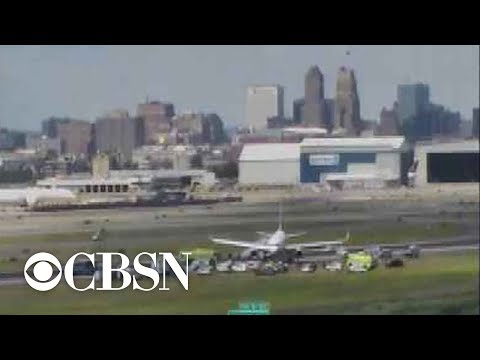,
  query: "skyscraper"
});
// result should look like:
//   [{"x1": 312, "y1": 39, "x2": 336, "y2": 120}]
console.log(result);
[
  {"x1": 137, "y1": 100, "x2": 175, "y2": 145},
  {"x1": 57, "y1": 120, "x2": 92, "y2": 156},
  {"x1": 324, "y1": 98, "x2": 336, "y2": 131},
  {"x1": 41, "y1": 117, "x2": 93, "y2": 156},
  {"x1": 375, "y1": 106, "x2": 401, "y2": 136},
  {"x1": 204, "y1": 113, "x2": 226, "y2": 145},
  {"x1": 334, "y1": 66, "x2": 362, "y2": 136},
  {"x1": 173, "y1": 112, "x2": 225, "y2": 145},
  {"x1": 292, "y1": 98, "x2": 305, "y2": 125},
  {"x1": 245, "y1": 85, "x2": 284, "y2": 131},
  {"x1": 42, "y1": 117, "x2": 71, "y2": 138},
  {"x1": 303, "y1": 66, "x2": 327, "y2": 128},
  {"x1": 473, "y1": 108, "x2": 479, "y2": 138},
  {"x1": 94, "y1": 110, "x2": 139, "y2": 162},
  {"x1": 397, "y1": 83, "x2": 430, "y2": 122}
]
